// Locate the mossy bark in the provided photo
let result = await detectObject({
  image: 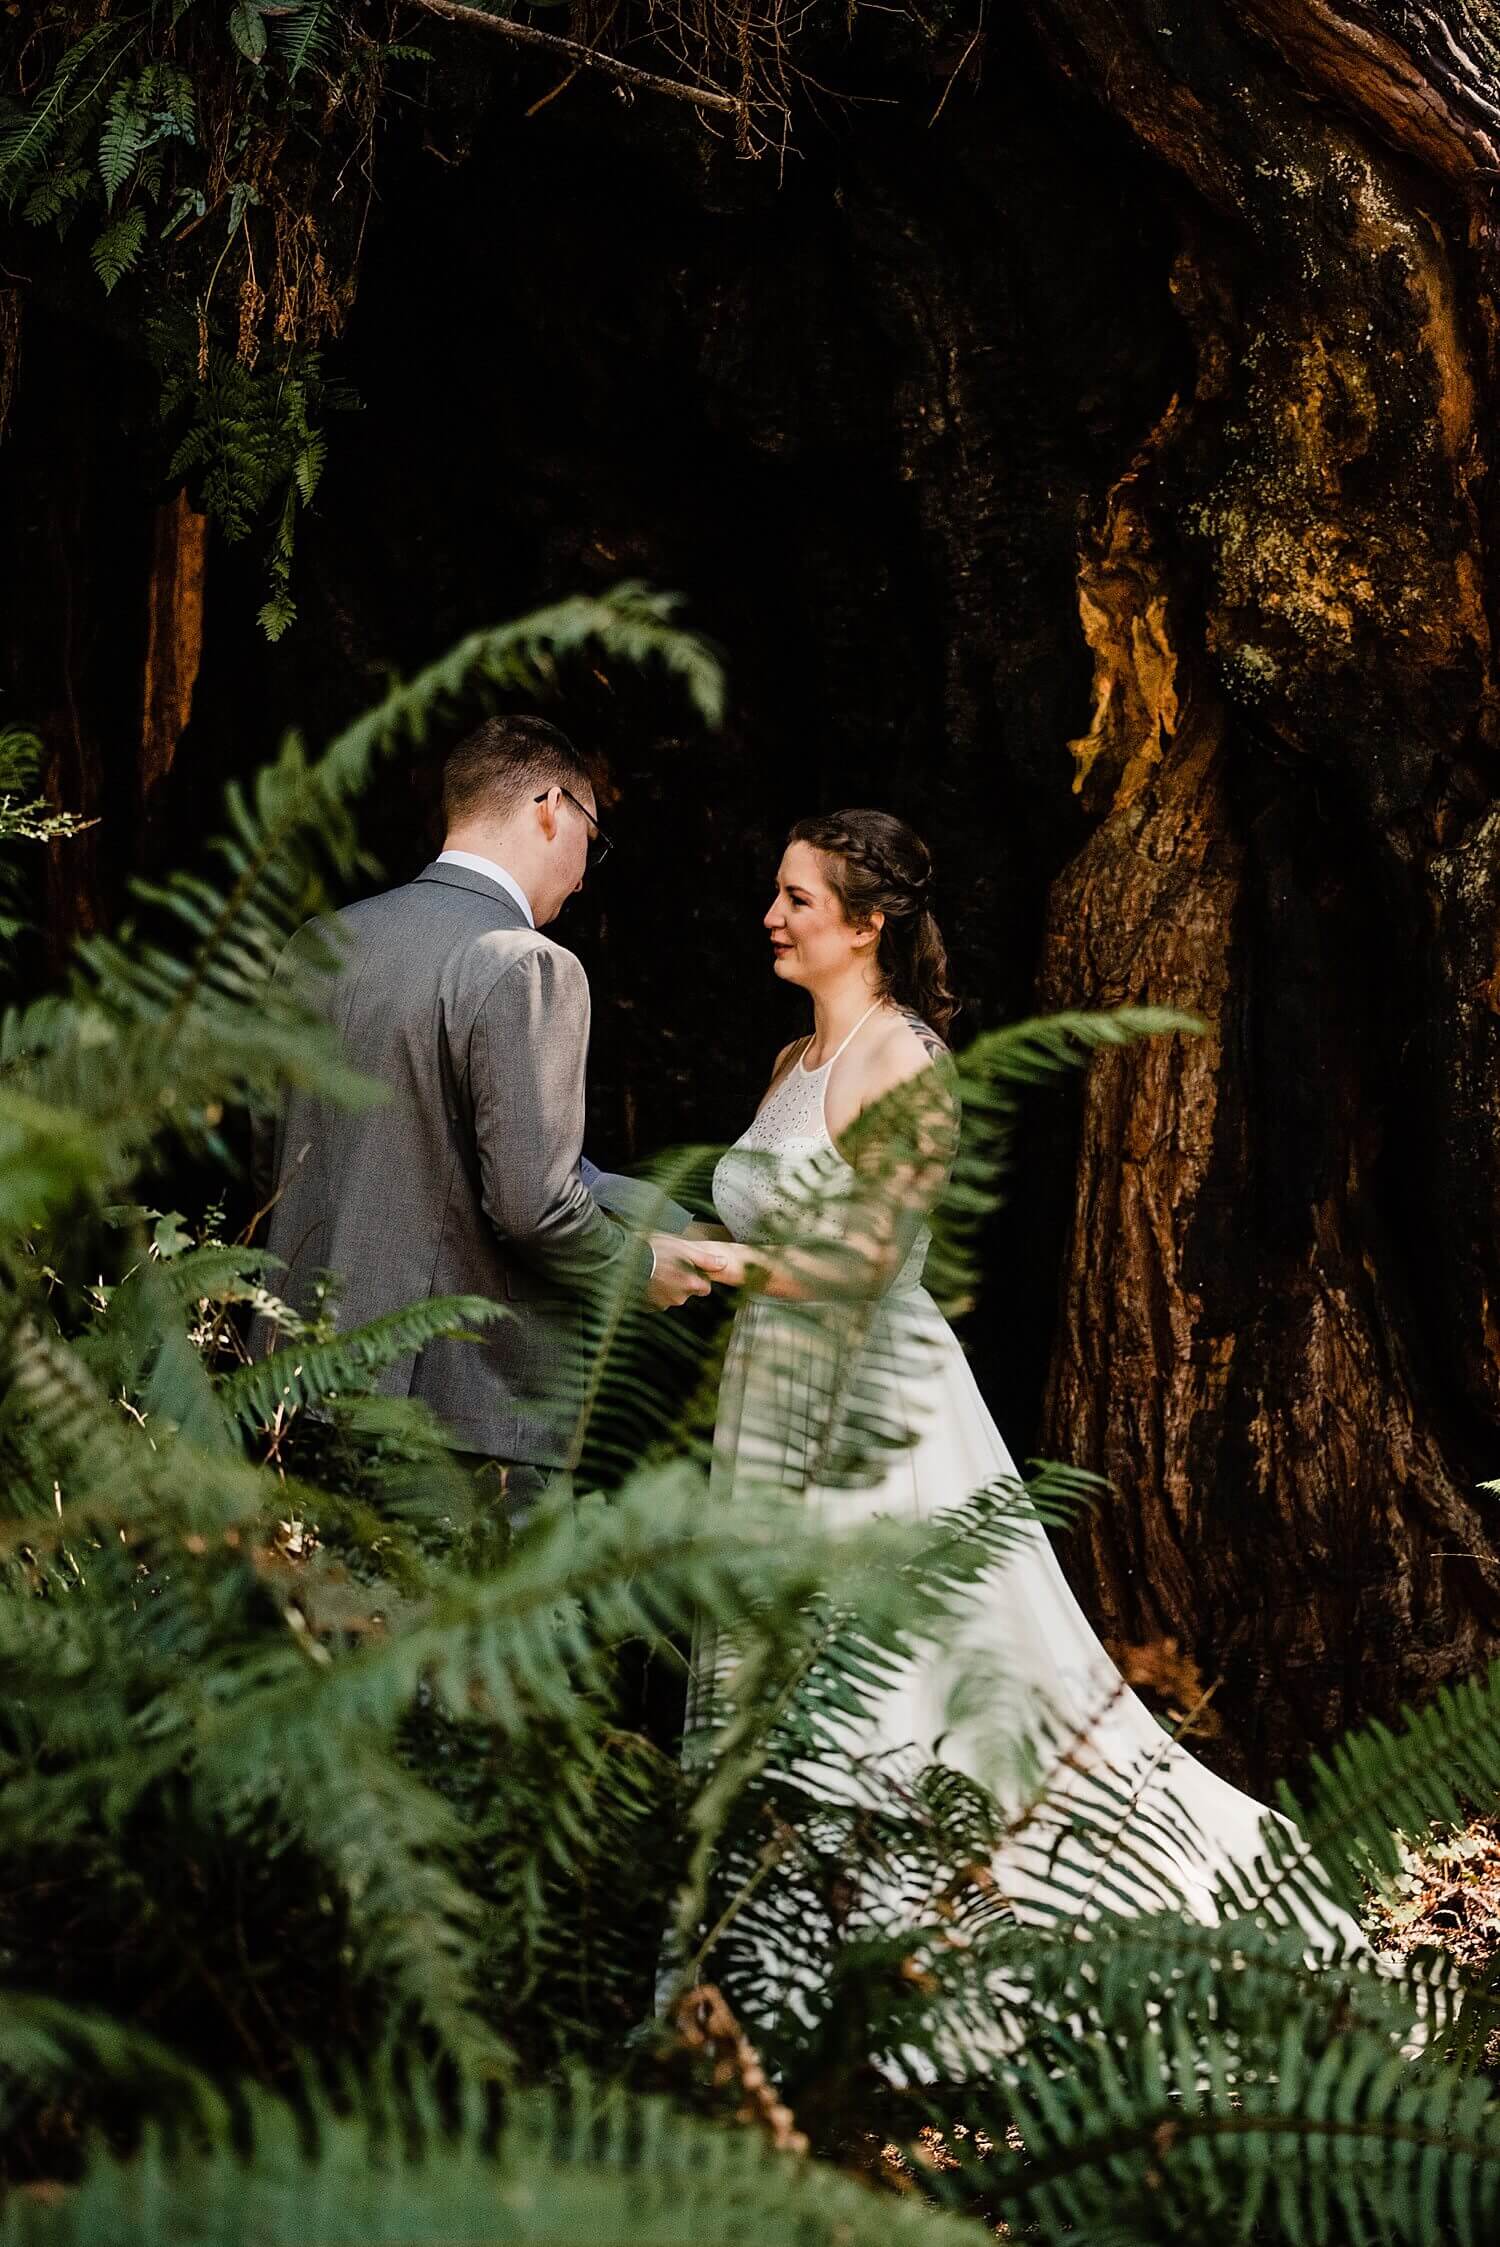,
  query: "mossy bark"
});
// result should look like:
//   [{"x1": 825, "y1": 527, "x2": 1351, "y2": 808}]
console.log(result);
[{"x1": 1031, "y1": 0, "x2": 1500, "y2": 1774}]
